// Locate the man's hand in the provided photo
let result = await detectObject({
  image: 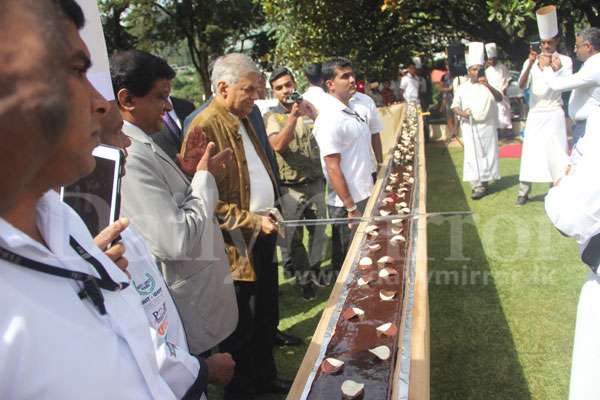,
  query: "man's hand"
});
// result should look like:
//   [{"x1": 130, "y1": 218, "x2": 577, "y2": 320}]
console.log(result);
[
  {"x1": 177, "y1": 126, "x2": 208, "y2": 176},
  {"x1": 478, "y1": 76, "x2": 489, "y2": 85},
  {"x1": 299, "y1": 100, "x2": 317, "y2": 120},
  {"x1": 94, "y1": 218, "x2": 130, "y2": 277},
  {"x1": 260, "y1": 215, "x2": 278, "y2": 235},
  {"x1": 205, "y1": 353, "x2": 236, "y2": 385},
  {"x1": 551, "y1": 55, "x2": 562, "y2": 71},
  {"x1": 528, "y1": 50, "x2": 538, "y2": 64},
  {"x1": 195, "y1": 142, "x2": 233, "y2": 178},
  {"x1": 348, "y1": 208, "x2": 362, "y2": 229}
]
